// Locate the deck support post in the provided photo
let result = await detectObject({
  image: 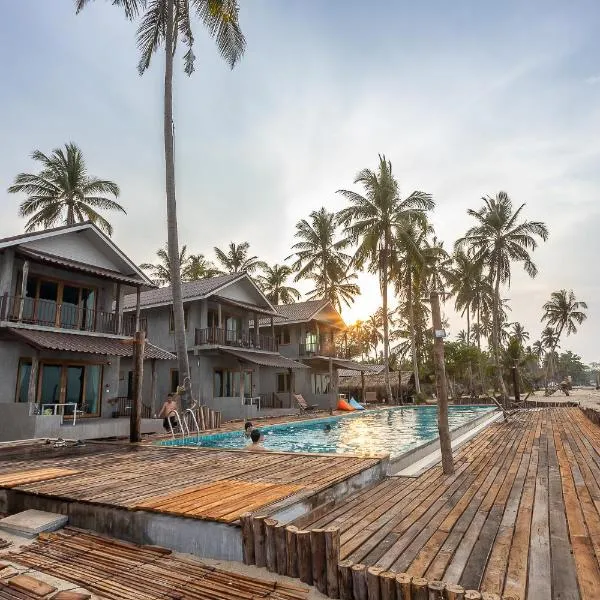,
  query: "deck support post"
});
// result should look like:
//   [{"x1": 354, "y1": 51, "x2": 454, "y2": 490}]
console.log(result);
[
  {"x1": 329, "y1": 356, "x2": 334, "y2": 415},
  {"x1": 115, "y1": 283, "x2": 121, "y2": 334},
  {"x1": 296, "y1": 530, "x2": 312, "y2": 585},
  {"x1": 285, "y1": 525, "x2": 299, "y2": 578},
  {"x1": 253, "y1": 515, "x2": 267, "y2": 568},
  {"x1": 18, "y1": 260, "x2": 28, "y2": 321},
  {"x1": 217, "y1": 303, "x2": 222, "y2": 328},
  {"x1": 254, "y1": 312, "x2": 260, "y2": 348},
  {"x1": 361, "y1": 370, "x2": 366, "y2": 403},
  {"x1": 338, "y1": 560, "x2": 354, "y2": 600},
  {"x1": 134, "y1": 286, "x2": 141, "y2": 332},
  {"x1": 130, "y1": 330, "x2": 145, "y2": 443},
  {"x1": 310, "y1": 528, "x2": 327, "y2": 594},
  {"x1": 351, "y1": 564, "x2": 368, "y2": 600},
  {"x1": 150, "y1": 358, "x2": 157, "y2": 413},
  {"x1": 325, "y1": 527, "x2": 340, "y2": 598}
]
